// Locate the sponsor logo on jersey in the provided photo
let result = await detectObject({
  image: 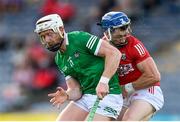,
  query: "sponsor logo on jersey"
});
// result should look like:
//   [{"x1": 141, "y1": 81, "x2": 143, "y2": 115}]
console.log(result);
[
  {"x1": 67, "y1": 57, "x2": 74, "y2": 67},
  {"x1": 74, "y1": 51, "x2": 80, "y2": 58},
  {"x1": 62, "y1": 66, "x2": 68, "y2": 72},
  {"x1": 121, "y1": 53, "x2": 126, "y2": 60},
  {"x1": 117, "y1": 63, "x2": 134, "y2": 76}
]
